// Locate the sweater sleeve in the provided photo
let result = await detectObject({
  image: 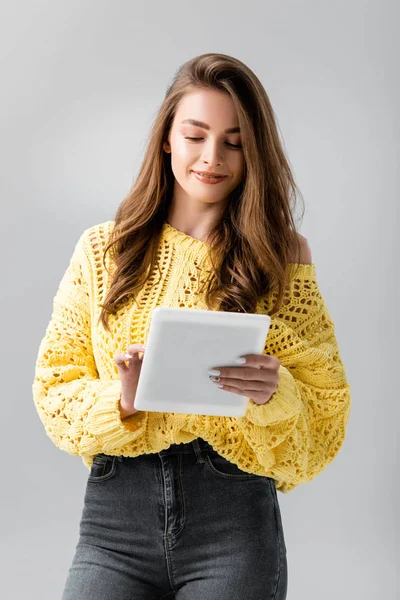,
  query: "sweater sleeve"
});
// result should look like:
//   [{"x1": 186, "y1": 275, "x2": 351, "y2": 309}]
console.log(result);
[
  {"x1": 235, "y1": 264, "x2": 352, "y2": 493},
  {"x1": 32, "y1": 228, "x2": 148, "y2": 457}
]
